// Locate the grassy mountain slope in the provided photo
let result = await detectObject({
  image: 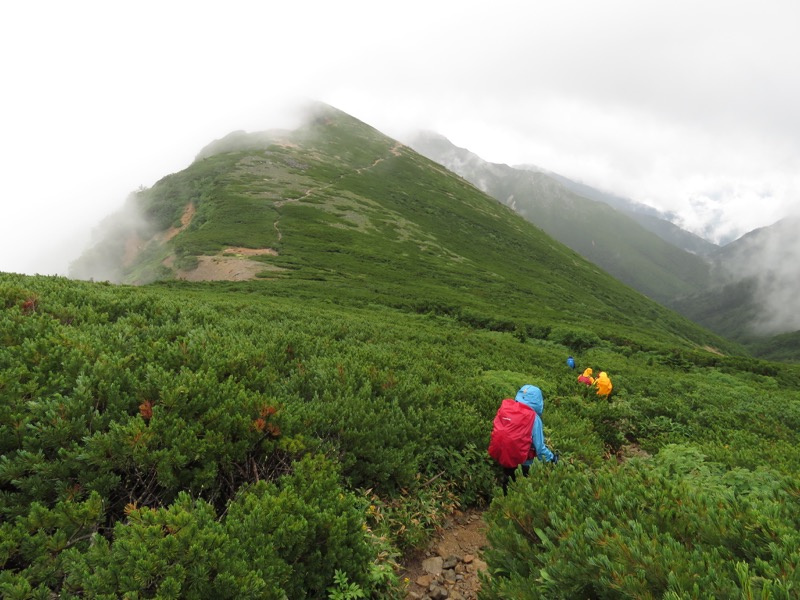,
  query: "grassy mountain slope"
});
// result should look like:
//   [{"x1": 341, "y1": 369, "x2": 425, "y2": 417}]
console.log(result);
[
  {"x1": 407, "y1": 131, "x2": 713, "y2": 306},
  {"x1": 5, "y1": 104, "x2": 800, "y2": 597},
  {"x1": 672, "y1": 277, "x2": 761, "y2": 337},
  {"x1": 71, "y1": 104, "x2": 736, "y2": 354},
  {"x1": 747, "y1": 330, "x2": 800, "y2": 362},
  {"x1": 544, "y1": 171, "x2": 719, "y2": 257},
  {"x1": 3, "y1": 269, "x2": 799, "y2": 597},
  {"x1": 408, "y1": 131, "x2": 800, "y2": 362}
]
